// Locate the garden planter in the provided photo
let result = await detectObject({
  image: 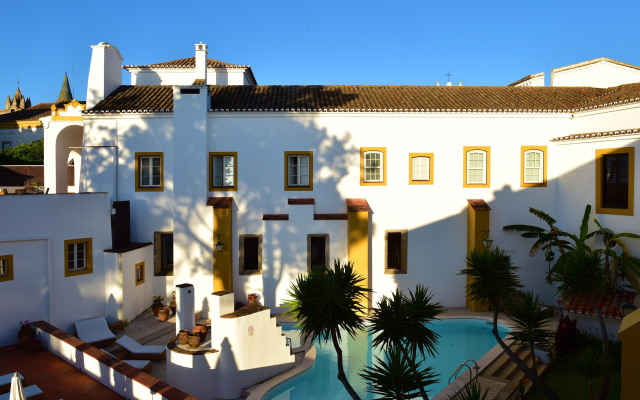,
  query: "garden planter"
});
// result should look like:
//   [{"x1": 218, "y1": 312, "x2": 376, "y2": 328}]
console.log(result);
[
  {"x1": 158, "y1": 309, "x2": 170, "y2": 322},
  {"x1": 188, "y1": 334, "x2": 201, "y2": 348},
  {"x1": 18, "y1": 327, "x2": 35, "y2": 347},
  {"x1": 177, "y1": 330, "x2": 189, "y2": 345},
  {"x1": 193, "y1": 323, "x2": 208, "y2": 341}
]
